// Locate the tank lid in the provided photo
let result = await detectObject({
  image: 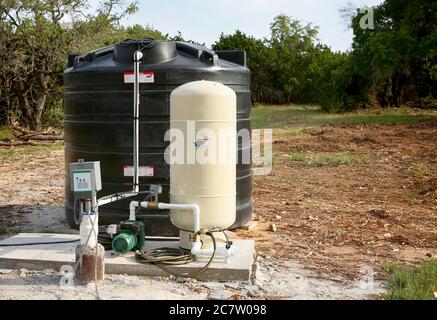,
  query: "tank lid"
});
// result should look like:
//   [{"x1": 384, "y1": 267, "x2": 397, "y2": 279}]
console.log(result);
[{"x1": 113, "y1": 39, "x2": 177, "y2": 64}]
